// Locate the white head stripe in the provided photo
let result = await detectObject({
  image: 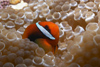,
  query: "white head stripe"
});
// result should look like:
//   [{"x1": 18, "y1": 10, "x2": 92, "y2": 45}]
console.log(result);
[{"x1": 36, "y1": 22, "x2": 55, "y2": 40}]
